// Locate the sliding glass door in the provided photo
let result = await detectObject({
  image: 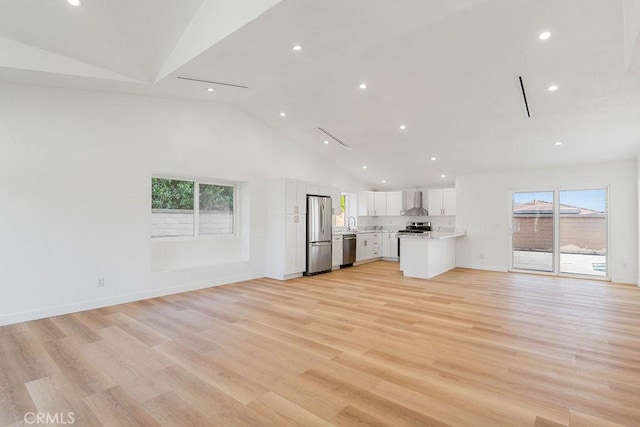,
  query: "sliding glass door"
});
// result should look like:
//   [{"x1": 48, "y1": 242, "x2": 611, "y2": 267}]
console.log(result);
[
  {"x1": 558, "y1": 189, "x2": 608, "y2": 277},
  {"x1": 511, "y1": 188, "x2": 608, "y2": 278},
  {"x1": 512, "y1": 191, "x2": 554, "y2": 272}
]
